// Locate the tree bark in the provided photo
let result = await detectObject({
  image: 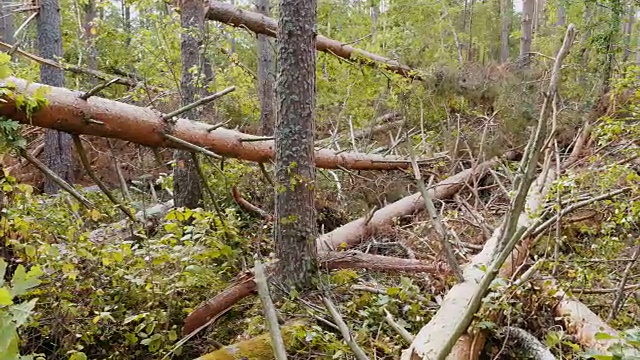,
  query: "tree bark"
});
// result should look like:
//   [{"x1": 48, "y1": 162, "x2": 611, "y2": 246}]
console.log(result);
[
  {"x1": 499, "y1": 0, "x2": 512, "y2": 63},
  {"x1": 273, "y1": 0, "x2": 318, "y2": 290},
  {"x1": 0, "y1": 0, "x2": 14, "y2": 44},
  {"x1": 83, "y1": 0, "x2": 98, "y2": 82},
  {"x1": 205, "y1": 1, "x2": 419, "y2": 80},
  {"x1": 519, "y1": 0, "x2": 534, "y2": 62},
  {"x1": 0, "y1": 76, "x2": 434, "y2": 171},
  {"x1": 622, "y1": 4, "x2": 635, "y2": 63},
  {"x1": 256, "y1": 0, "x2": 276, "y2": 136},
  {"x1": 174, "y1": 0, "x2": 205, "y2": 209},
  {"x1": 38, "y1": 0, "x2": 75, "y2": 194}
]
